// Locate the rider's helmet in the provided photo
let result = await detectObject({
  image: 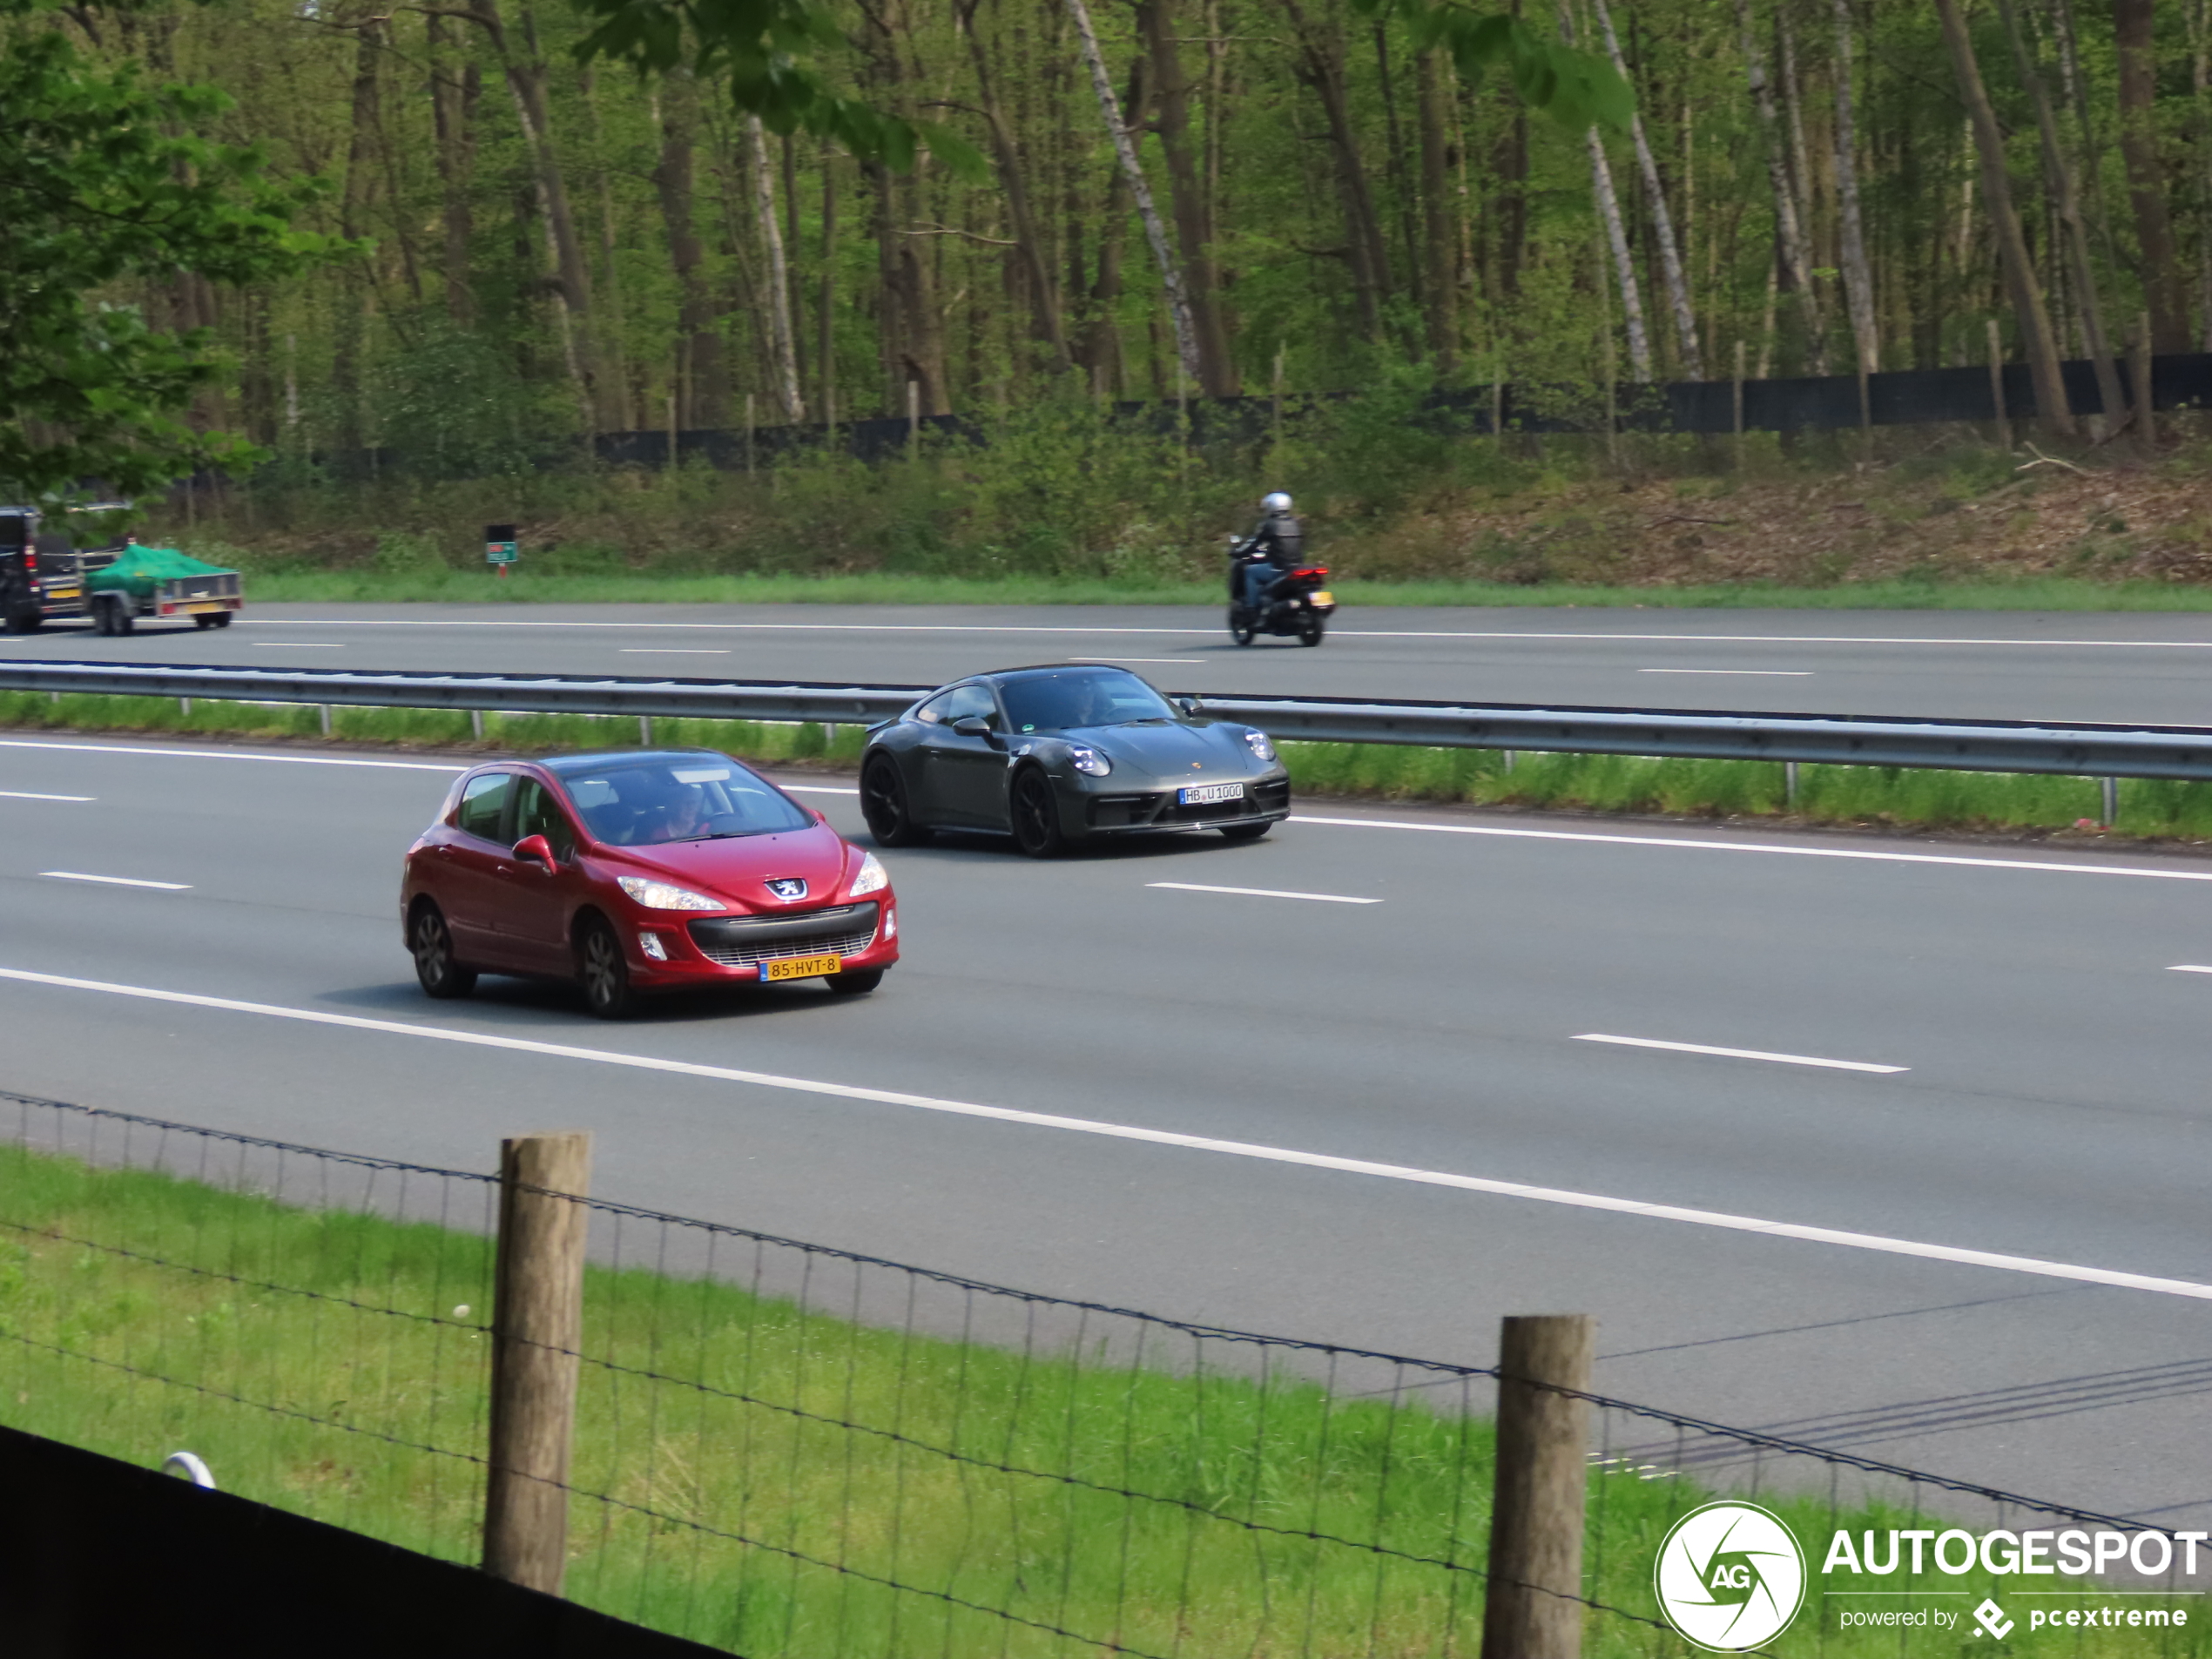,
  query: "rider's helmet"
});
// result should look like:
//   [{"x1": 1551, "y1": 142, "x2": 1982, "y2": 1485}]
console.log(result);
[{"x1": 1262, "y1": 491, "x2": 1292, "y2": 514}]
